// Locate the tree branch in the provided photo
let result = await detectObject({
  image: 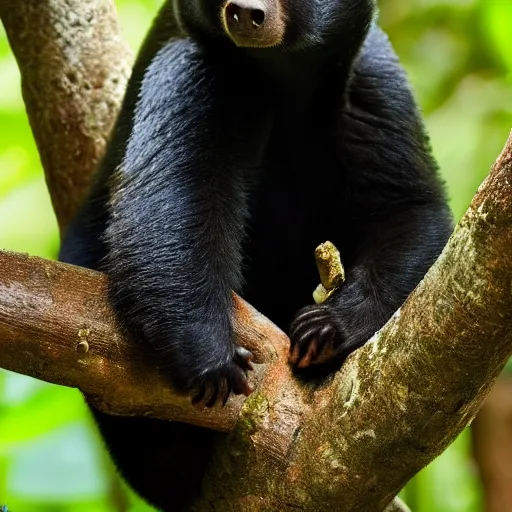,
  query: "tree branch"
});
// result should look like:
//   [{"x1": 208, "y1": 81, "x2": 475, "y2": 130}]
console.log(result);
[
  {"x1": 0, "y1": 0, "x2": 133, "y2": 236},
  {"x1": 0, "y1": 250, "x2": 284, "y2": 432},
  {"x1": 2, "y1": 0, "x2": 512, "y2": 509}
]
